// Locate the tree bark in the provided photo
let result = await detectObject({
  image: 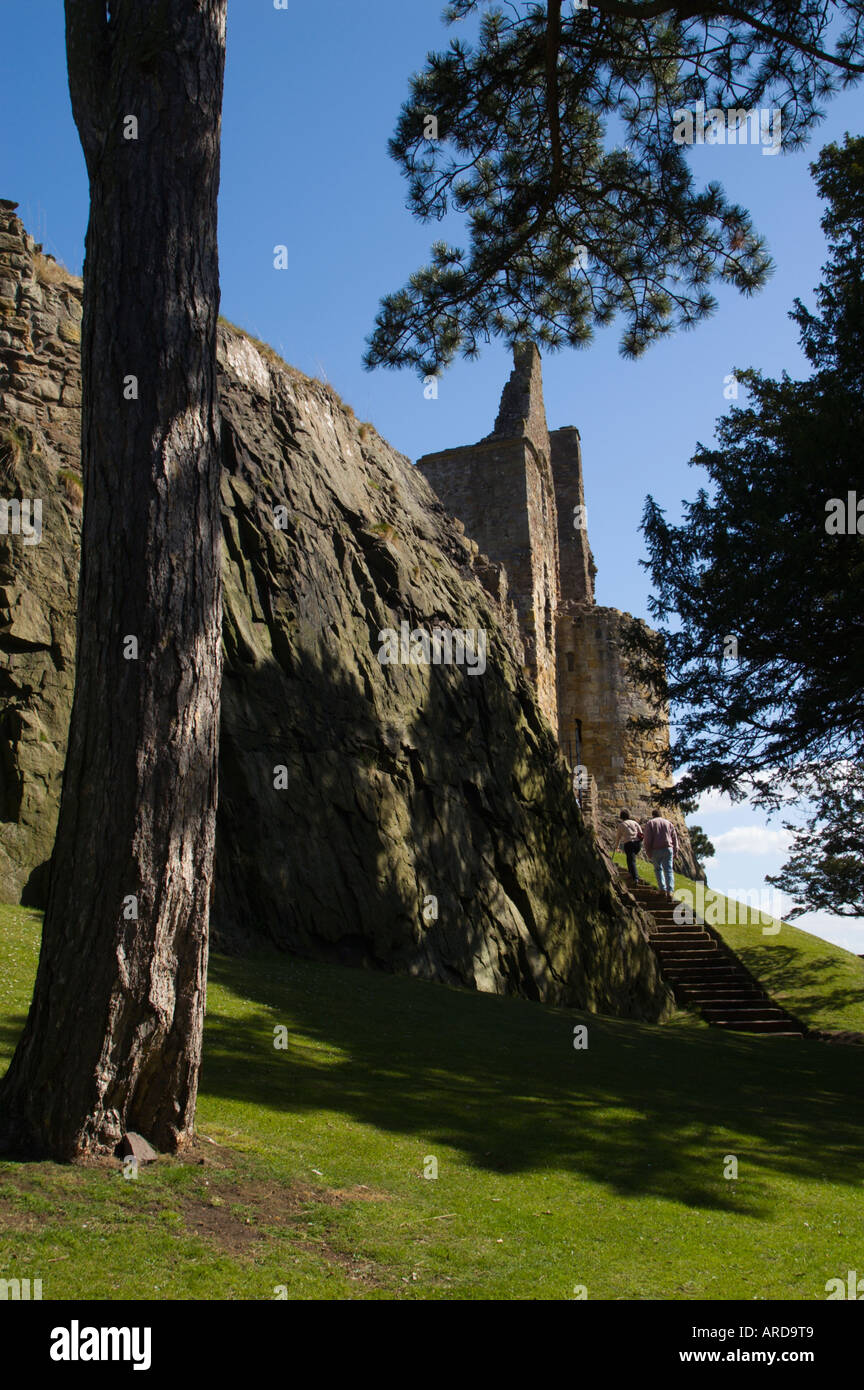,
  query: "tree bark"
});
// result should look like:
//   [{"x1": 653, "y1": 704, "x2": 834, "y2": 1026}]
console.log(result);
[{"x1": 0, "y1": 0, "x2": 227, "y2": 1159}]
